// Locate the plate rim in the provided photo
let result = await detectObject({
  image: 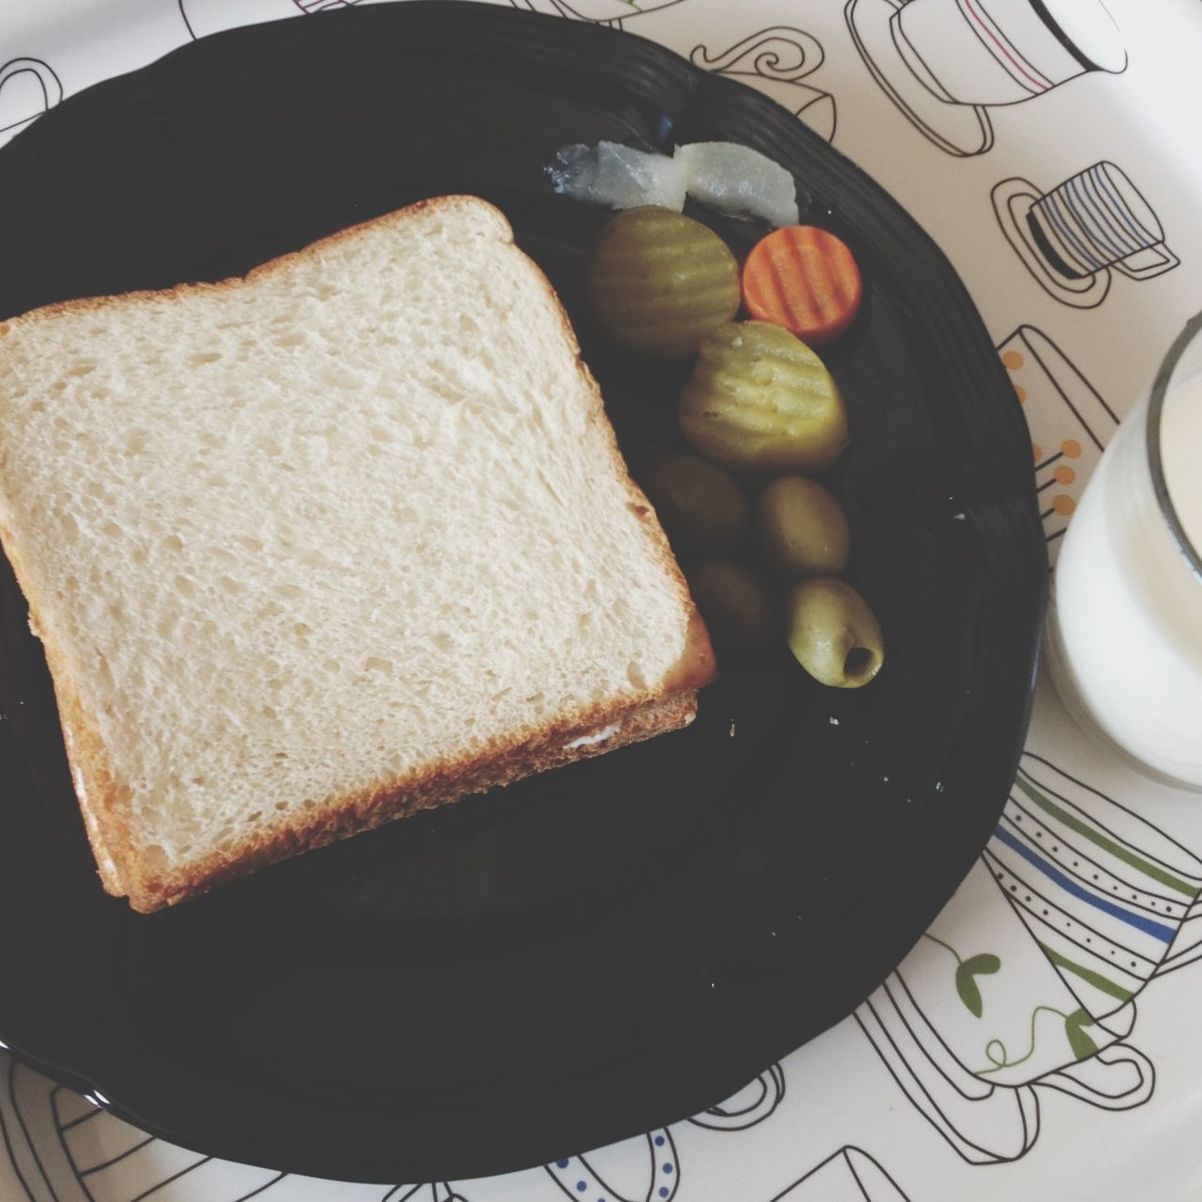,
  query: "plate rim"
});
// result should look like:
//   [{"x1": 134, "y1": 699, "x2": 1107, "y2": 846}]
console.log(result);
[{"x1": 0, "y1": 0, "x2": 1047, "y2": 1182}]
